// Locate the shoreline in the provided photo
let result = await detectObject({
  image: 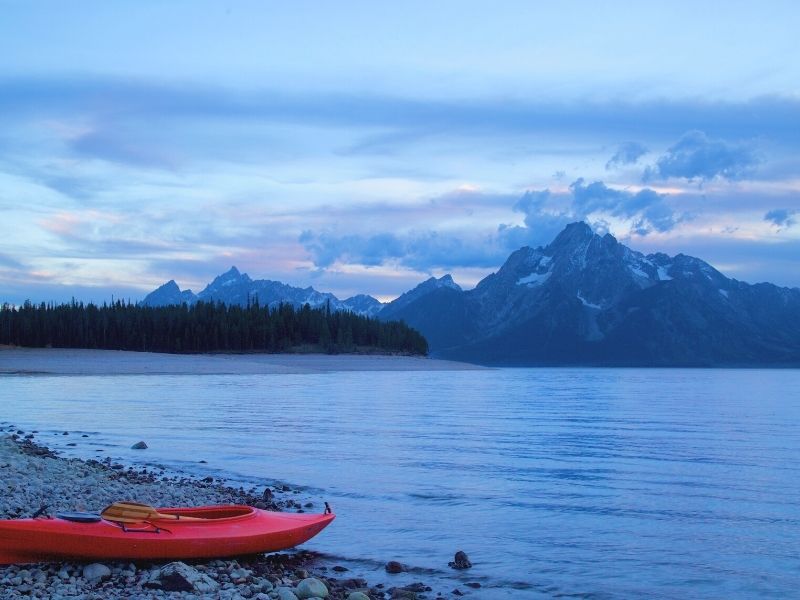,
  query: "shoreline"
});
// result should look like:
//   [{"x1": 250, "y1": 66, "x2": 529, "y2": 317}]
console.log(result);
[
  {"x1": 0, "y1": 348, "x2": 485, "y2": 376},
  {"x1": 0, "y1": 430, "x2": 456, "y2": 599}
]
